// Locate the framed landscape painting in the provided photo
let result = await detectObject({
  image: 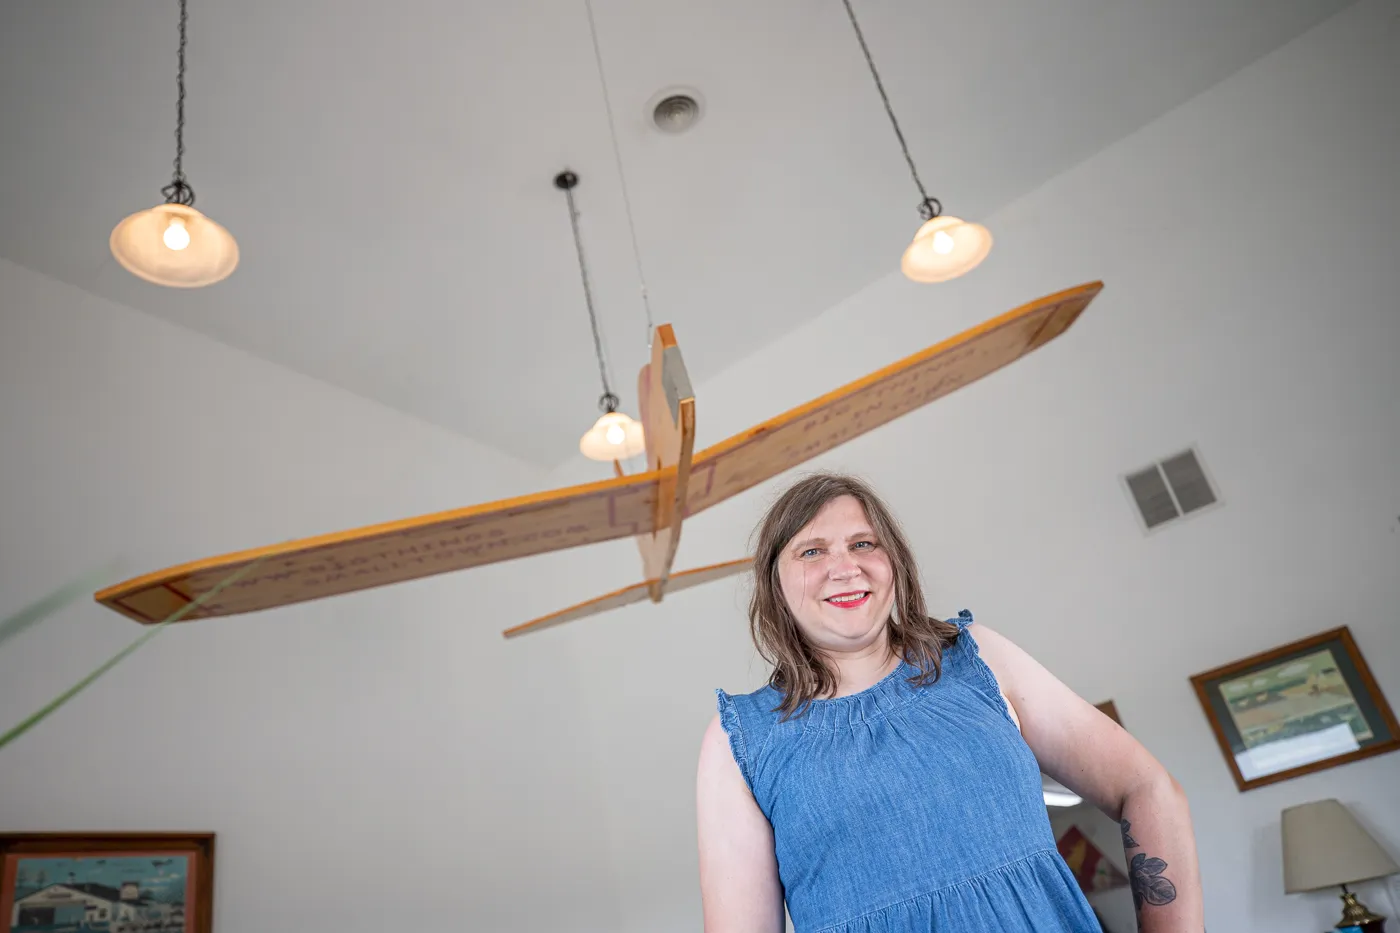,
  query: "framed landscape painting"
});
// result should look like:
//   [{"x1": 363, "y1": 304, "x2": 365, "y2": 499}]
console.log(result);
[
  {"x1": 0, "y1": 832, "x2": 214, "y2": 933},
  {"x1": 1190, "y1": 626, "x2": 1399, "y2": 791}
]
